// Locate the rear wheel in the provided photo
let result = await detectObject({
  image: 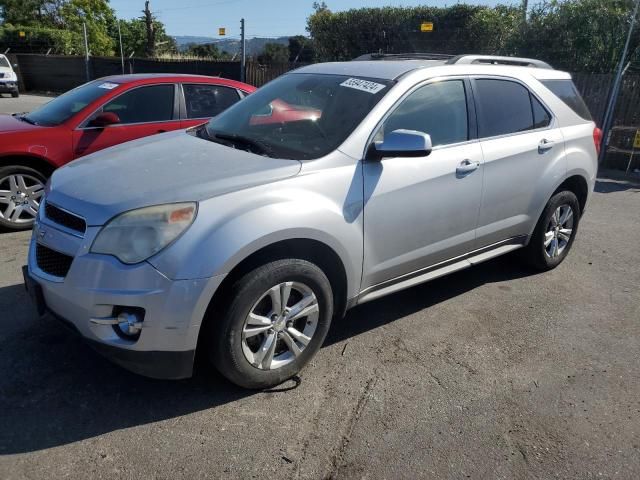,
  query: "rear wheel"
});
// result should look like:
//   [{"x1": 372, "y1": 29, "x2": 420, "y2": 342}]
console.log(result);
[
  {"x1": 209, "y1": 259, "x2": 334, "y2": 389},
  {"x1": 524, "y1": 190, "x2": 580, "y2": 271},
  {"x1": 0, "y1": 165, "x2": 47, "y2": 230}
]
